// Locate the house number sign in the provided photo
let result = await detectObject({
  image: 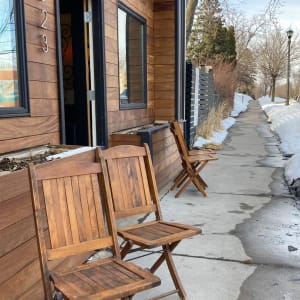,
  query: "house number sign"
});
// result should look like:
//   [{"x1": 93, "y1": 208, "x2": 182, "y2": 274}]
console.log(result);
[{"x1": 39, "y1": 0, "x2": 48, "y2": 53}]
